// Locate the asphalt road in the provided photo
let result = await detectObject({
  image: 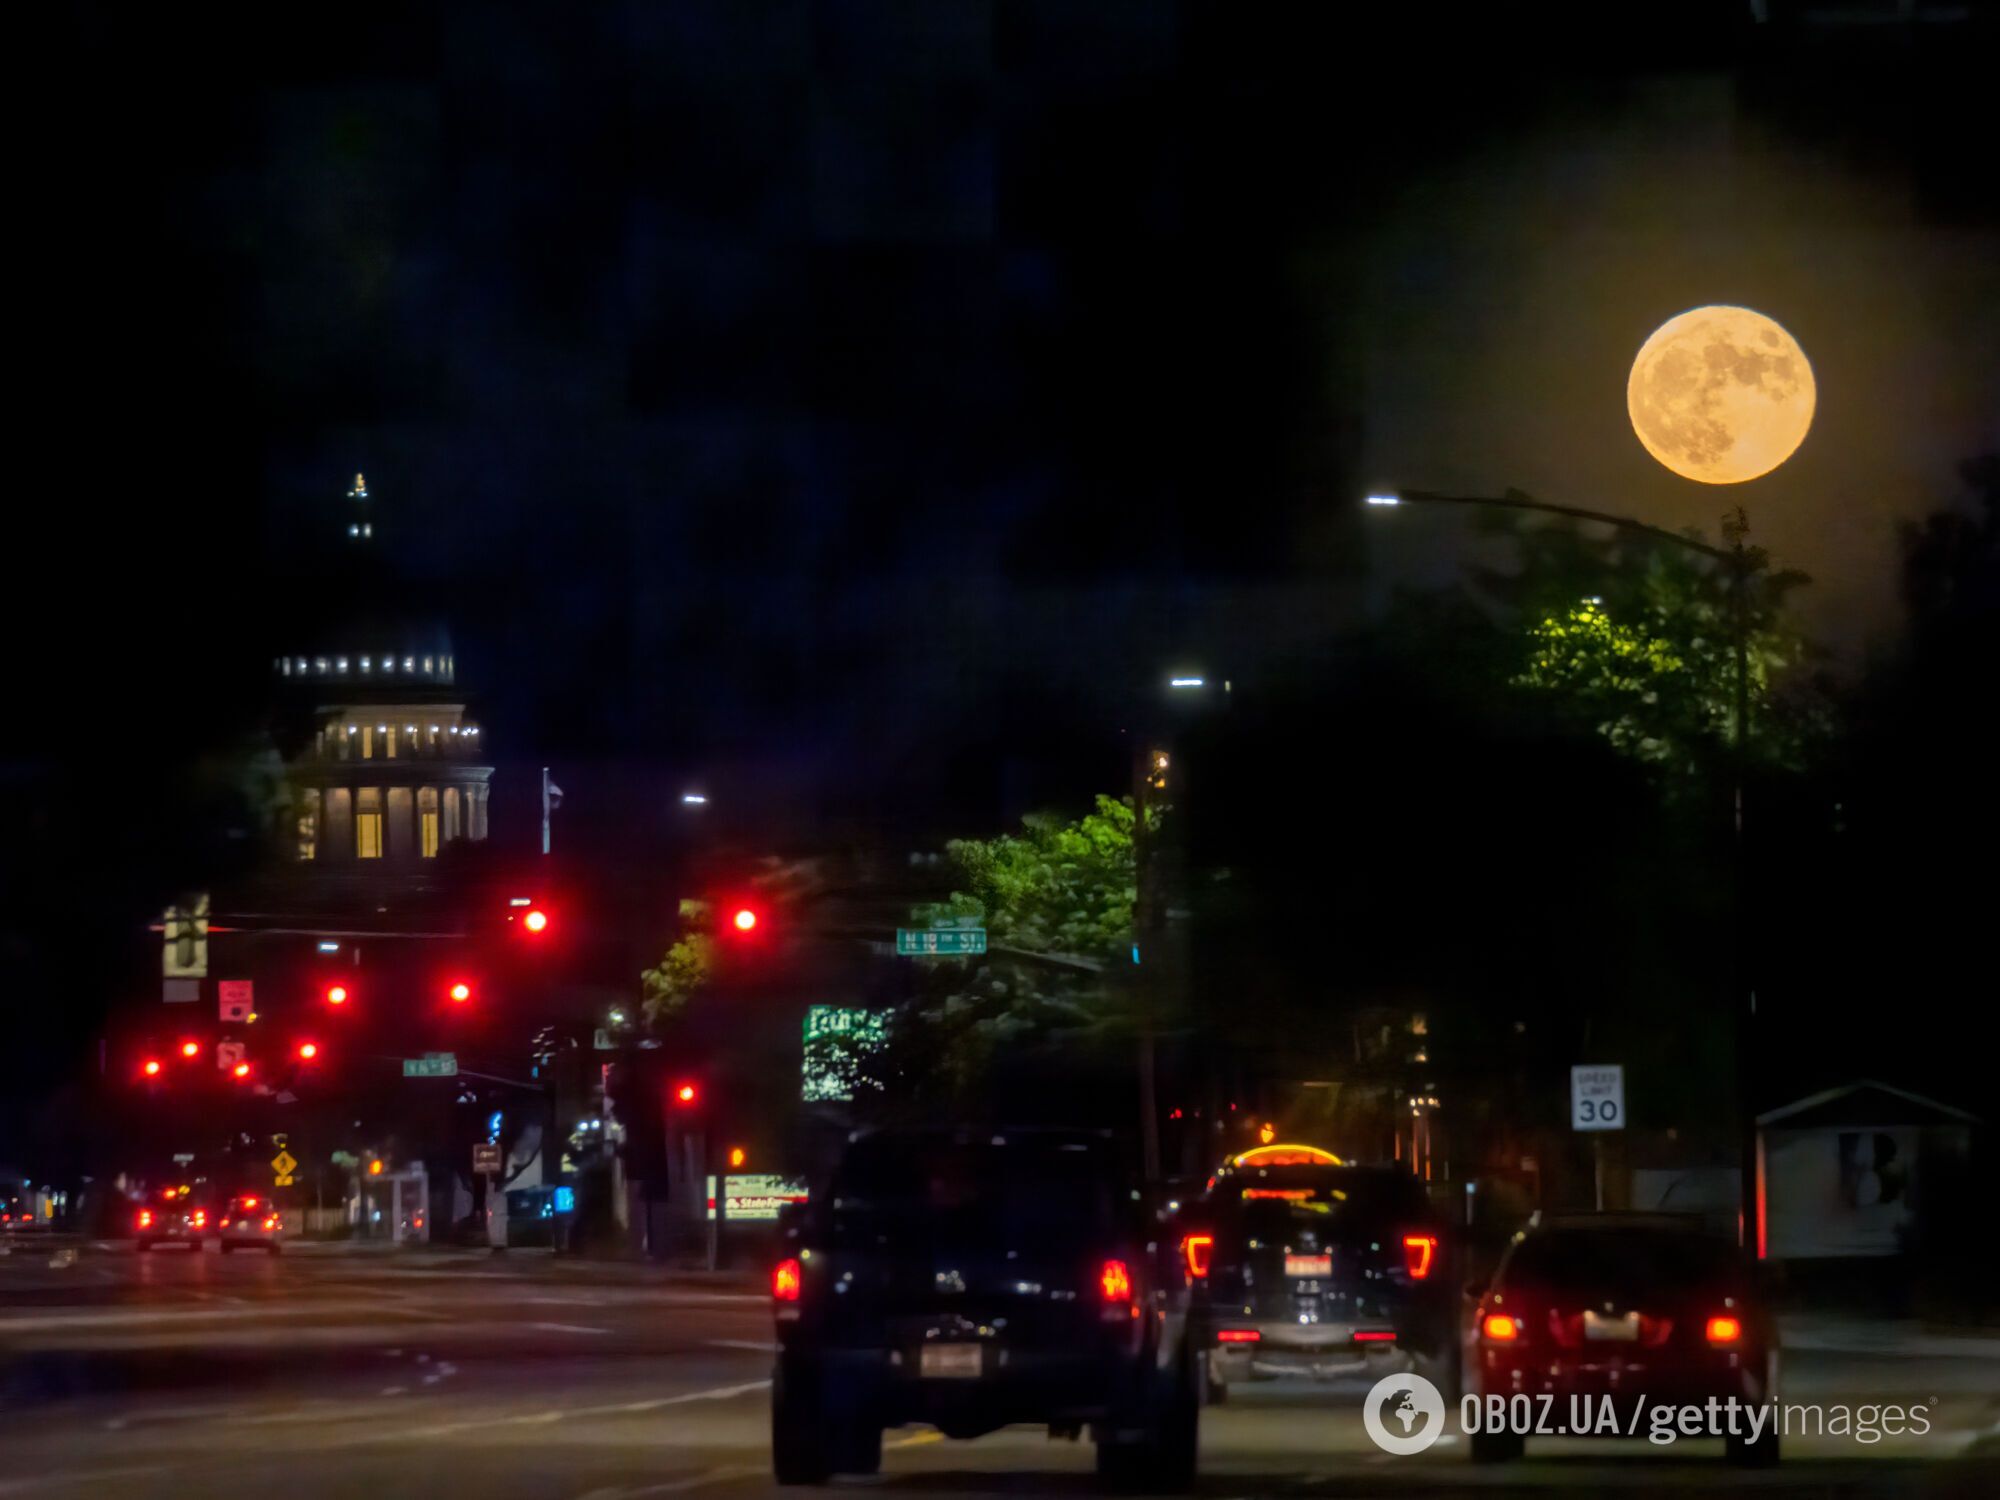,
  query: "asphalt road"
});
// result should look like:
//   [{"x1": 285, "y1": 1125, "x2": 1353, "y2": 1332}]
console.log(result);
[{"x1": 1, "y1": 1241, "x2": 1994, "y2": 1500}]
